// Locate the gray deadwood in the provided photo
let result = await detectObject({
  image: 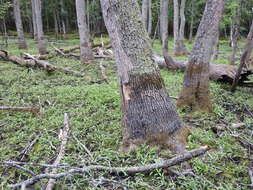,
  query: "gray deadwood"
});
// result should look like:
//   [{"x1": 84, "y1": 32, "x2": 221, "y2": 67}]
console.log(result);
[
  {"x1": 13, "y1": 0, "x2": 28, "y2": 49},
  {"x1": 177, "y1": 0, "x2": 224, "y2": 112},
  {"x1": 75, "y1": 0, "x2": 94, "y2": 63},
  {"x1": 100, "y1": 0, "x2": 189, "y2": 152}
]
